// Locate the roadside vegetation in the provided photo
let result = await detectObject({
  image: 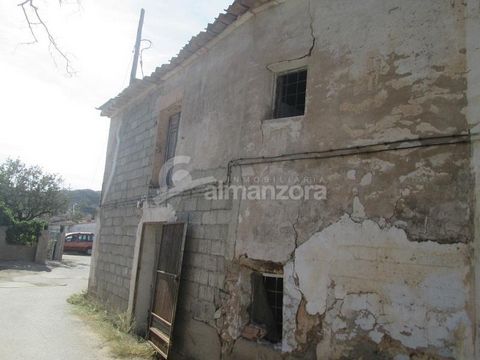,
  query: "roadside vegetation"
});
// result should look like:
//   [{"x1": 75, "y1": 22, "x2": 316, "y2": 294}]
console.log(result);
[
  {"x1": 0, "y1": 158, "x2": 66, "y2": 245},
  {"x1": 67, "y1": 291, "x2": 155, "y2": 359}
]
